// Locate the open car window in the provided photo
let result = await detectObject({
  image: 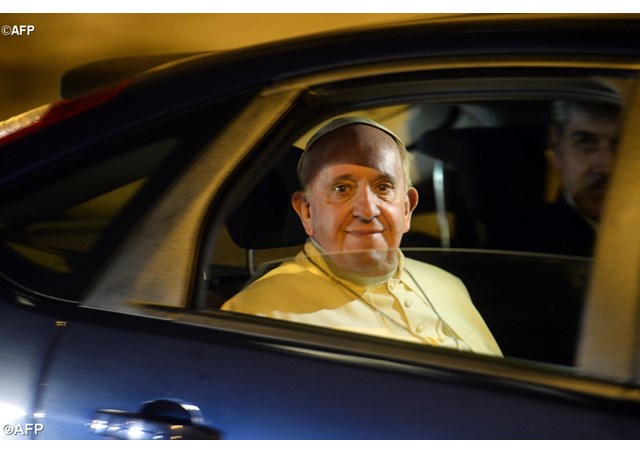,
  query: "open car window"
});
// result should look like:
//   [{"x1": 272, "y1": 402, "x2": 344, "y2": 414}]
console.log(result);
[
  {"x1": 204, "y1": 71, "x2": 632, "y2": 370},
  {"x1": 215, "y1": 246, "x2": 588, "y2": 366}
]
